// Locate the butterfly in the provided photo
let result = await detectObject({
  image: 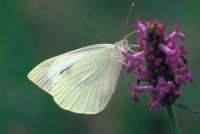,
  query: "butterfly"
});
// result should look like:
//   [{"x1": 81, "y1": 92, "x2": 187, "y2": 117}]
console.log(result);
[{"x1": 28, "y1": 39, "x2": 130, "y2": 114}]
